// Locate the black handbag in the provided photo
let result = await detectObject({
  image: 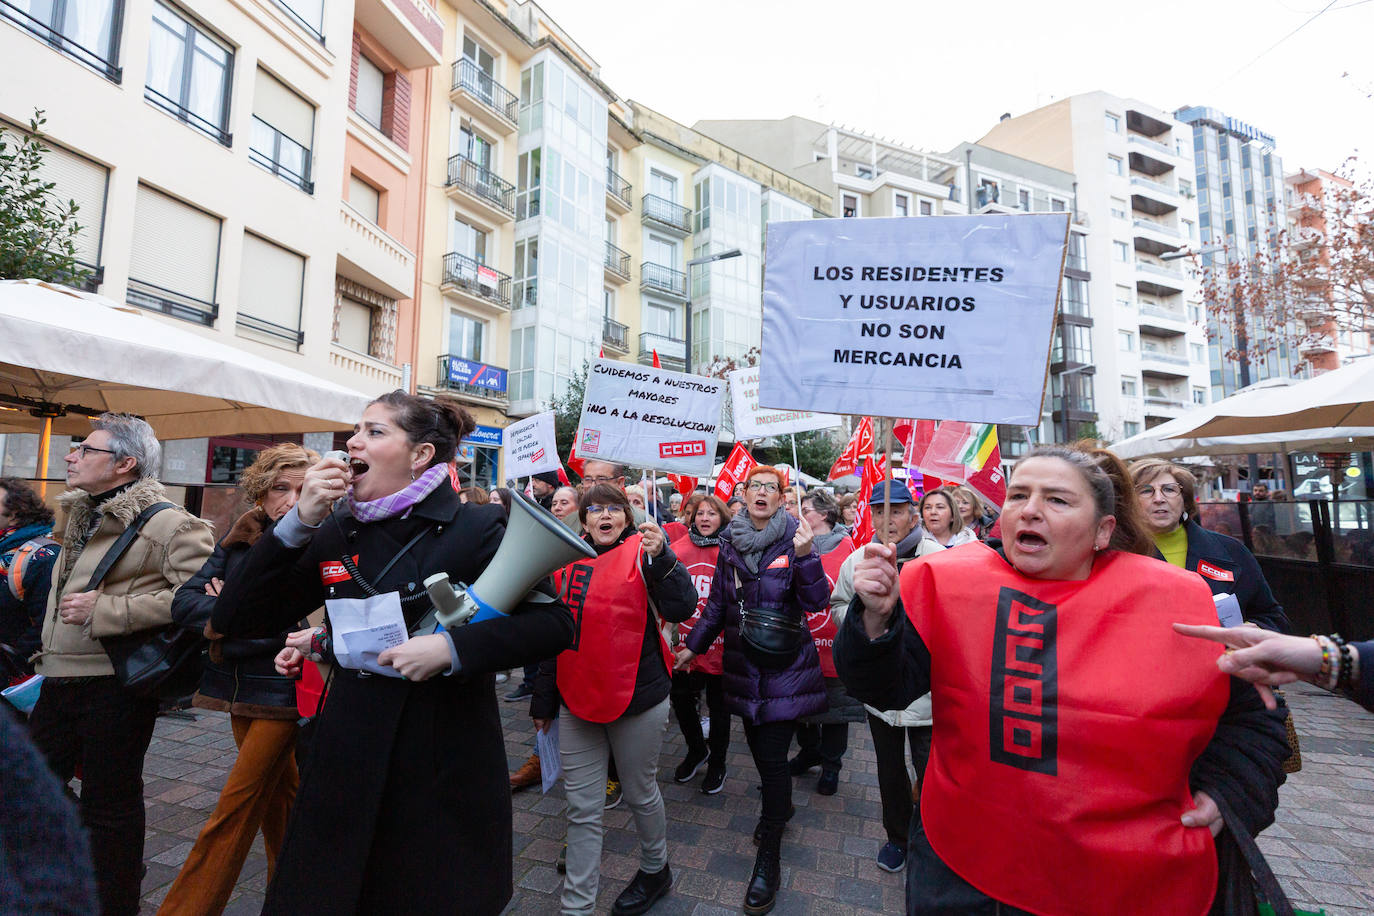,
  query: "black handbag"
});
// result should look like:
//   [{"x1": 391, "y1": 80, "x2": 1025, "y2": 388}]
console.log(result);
[
  {"x1": 734, "y1": 569, "x2": 806, "y2": 669},
  {"x1": 92, "y1": 502, "x2": 207, "y2": 698}
]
